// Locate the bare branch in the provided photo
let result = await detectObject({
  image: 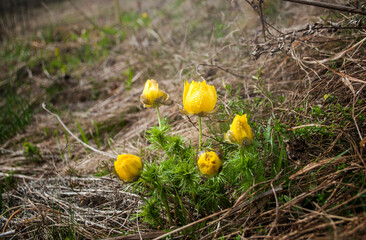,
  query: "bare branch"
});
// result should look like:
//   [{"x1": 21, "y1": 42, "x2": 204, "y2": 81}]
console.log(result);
[
  {"x1": 42, "y1": 103, "x2": 117, "y2": 159},
  {"x1": 284, "y1": 0, "x2": 366, "y2": 16}
]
